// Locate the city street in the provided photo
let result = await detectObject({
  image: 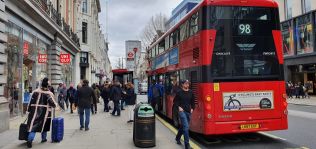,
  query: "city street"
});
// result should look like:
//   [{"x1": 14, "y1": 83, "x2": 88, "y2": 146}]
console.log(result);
[
  {"x1": 0, "y1": 95, "x2": 316, "y2": 149},
  {"x1": 193, "y1": 103, "x2": 316, "y2": 149}
]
